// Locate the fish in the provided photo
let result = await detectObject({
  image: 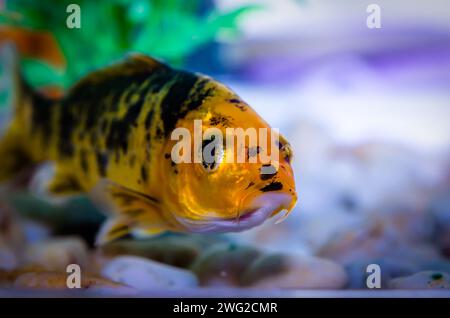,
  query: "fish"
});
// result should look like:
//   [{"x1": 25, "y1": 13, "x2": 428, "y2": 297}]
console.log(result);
[{"x1": 0, "y1": 48, "x2": 297, "y2": 245}]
